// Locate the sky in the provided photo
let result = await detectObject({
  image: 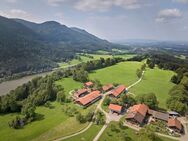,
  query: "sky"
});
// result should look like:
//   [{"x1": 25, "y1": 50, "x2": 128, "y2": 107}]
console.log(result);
[{"x1": 0, "y1": 0, "x2": 188, "y2": 42}]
